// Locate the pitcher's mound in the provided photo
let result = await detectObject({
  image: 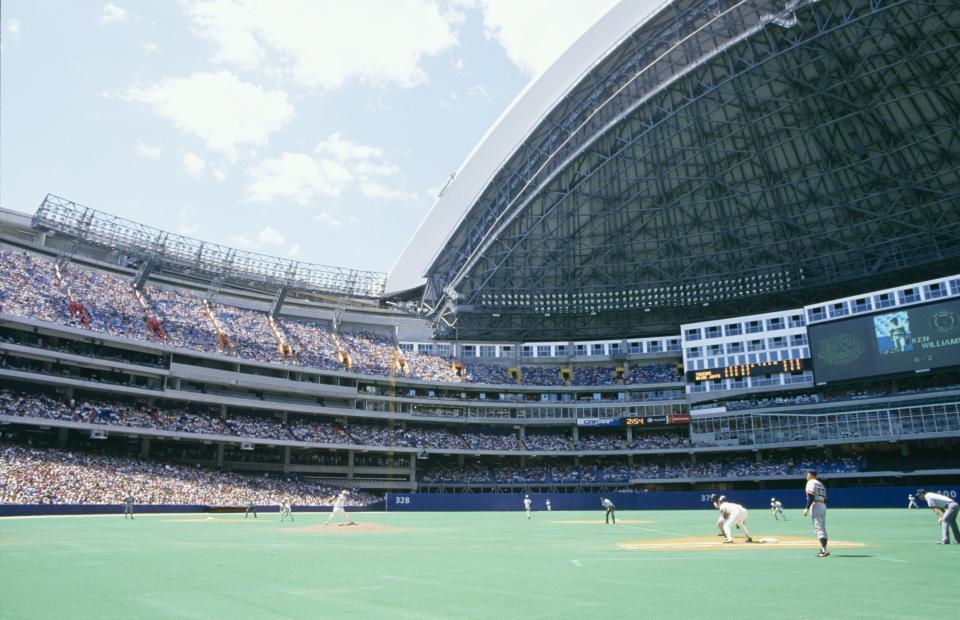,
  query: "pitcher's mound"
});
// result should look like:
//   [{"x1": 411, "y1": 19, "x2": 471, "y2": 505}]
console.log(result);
[
  {"x1": 281, "y1": 523, "x2": 406, "y2": 533},
  {"x1": 618, "y1": 535, "x2": 864, "y2": 551}
]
